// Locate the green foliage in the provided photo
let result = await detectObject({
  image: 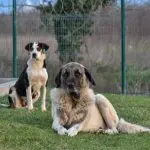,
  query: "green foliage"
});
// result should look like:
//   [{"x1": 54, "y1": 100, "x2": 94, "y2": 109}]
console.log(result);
[
  {"x1": 38, "y1": 0, "x2": 114, "y2": 63},
  {"x1": 54, "y1": 0, "x2": 109, "y2": 14},
  {"x1": 39, "y1": 0, "x2": 112, "y2": 15},
  {"x1": 53, "y1": 15, "x2": 92, "y2": 62},
  {"x1": 126, "y1": 65, "x2": 150, "y2": 94}
]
